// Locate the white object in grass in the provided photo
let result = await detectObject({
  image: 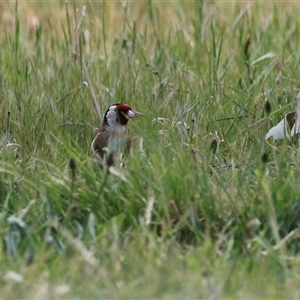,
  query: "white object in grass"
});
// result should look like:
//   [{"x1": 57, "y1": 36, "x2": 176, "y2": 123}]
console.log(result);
[
  {"x1": 266, "y1": 92, "x2": 300, "y2": 140},
  {"x1": 265, "y1": 118, "x2": 286, "y2": 140}
]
